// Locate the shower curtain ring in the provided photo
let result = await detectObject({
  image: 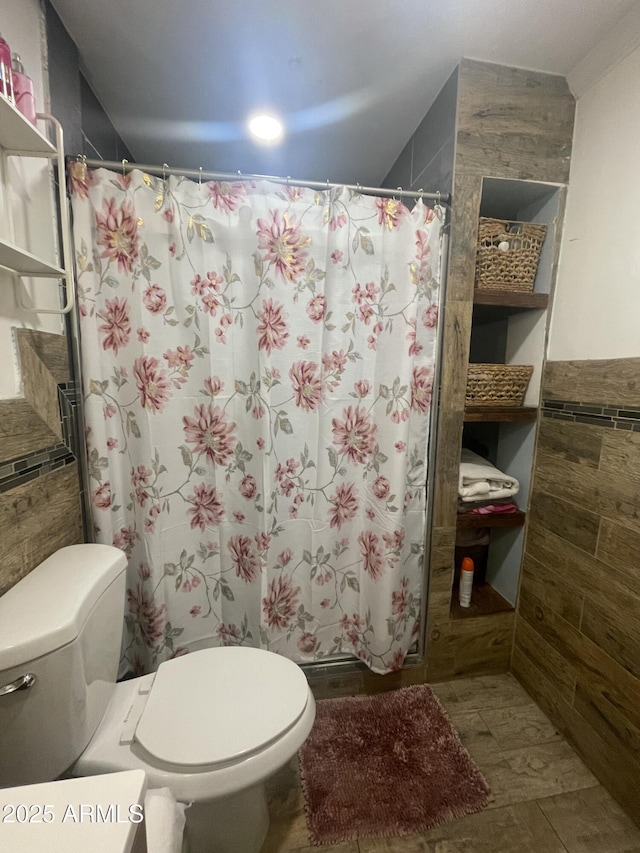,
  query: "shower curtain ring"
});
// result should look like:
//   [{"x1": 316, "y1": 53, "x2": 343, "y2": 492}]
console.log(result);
[
  {"x1": 396, "y1": 187, "x2": 402, "y2": 201},
  {"x1": 162, "y1": 163, "x2": 169, "y2": 182},
  {"x1": 121, "y1": 158, "x2": 128, "y2": 176},
  {"x1": 198, "y1": 167, "x2": 203, "y2": 186}
]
